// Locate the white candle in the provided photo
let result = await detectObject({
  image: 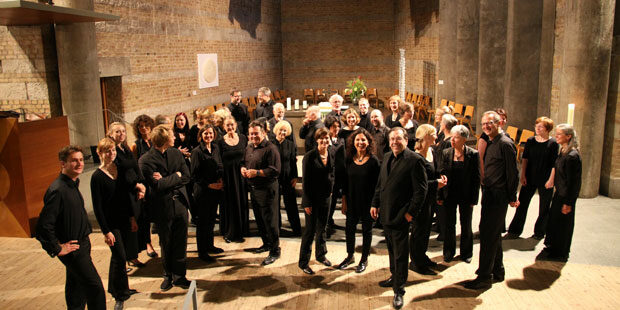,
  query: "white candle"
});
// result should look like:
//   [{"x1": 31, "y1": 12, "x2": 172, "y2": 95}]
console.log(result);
[
  {"x1": 567, "y1": 103, "x2": 575, "y2": 125},
  {"x1": 303, "y1": 100, "x2": 307, "y2": 109},
  {"x1": 286, "y1": 97, "x2": 291, "y2": 110},
  {"x1": 294, "y1": 99, "x2": 299, "y2": 110}
]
